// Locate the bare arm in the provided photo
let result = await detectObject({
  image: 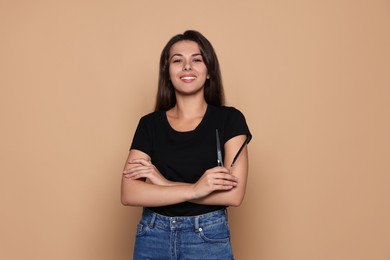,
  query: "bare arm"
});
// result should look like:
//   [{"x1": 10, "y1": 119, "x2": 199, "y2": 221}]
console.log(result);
[
  {"x1": 121, "y1": 150, "x2": 193, "y2": 206},
  {"x1": 121, "y1": 150, "x2": 238, "y2": 207},
  {"x1": 190, "y1": 134, "x2": 249, "y2": 207}
]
